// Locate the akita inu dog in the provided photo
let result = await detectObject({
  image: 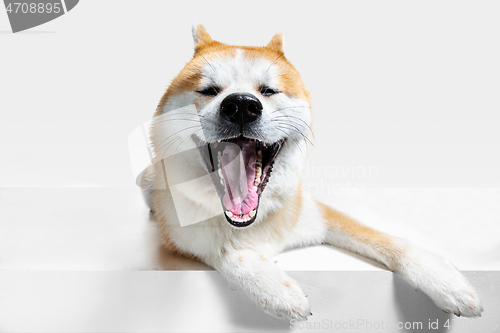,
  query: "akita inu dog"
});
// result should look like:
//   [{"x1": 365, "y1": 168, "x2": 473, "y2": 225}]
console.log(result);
[{"x1": 140, "y1": 24, "x2": 483, "y2": 320}]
